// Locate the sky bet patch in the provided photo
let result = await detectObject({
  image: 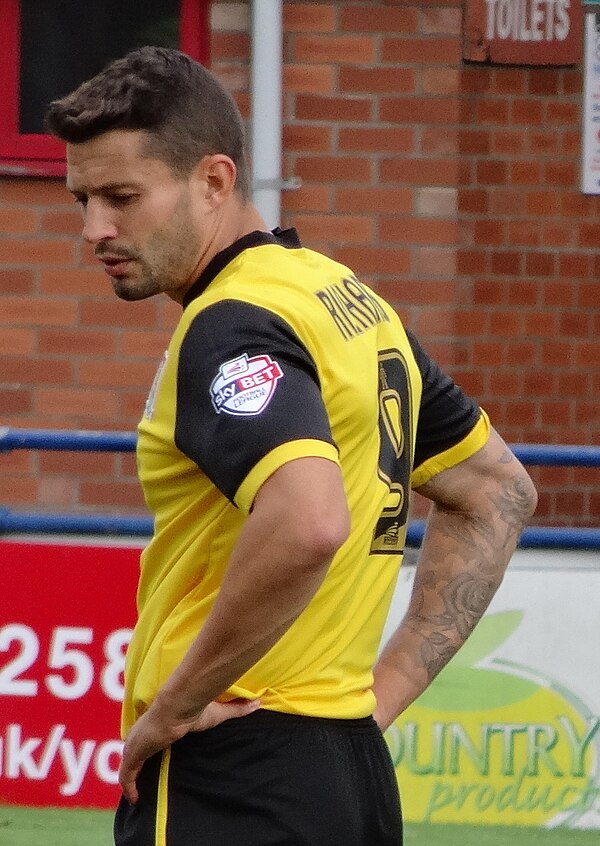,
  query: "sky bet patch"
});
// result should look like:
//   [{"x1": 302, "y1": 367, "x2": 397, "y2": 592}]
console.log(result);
[{"x1": 210, "y1": 353, "x2": 283, "y2": 416}]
